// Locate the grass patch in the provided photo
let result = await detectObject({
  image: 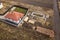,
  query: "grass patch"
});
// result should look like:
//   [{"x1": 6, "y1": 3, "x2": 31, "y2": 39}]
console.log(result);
[{"x1": 14, "y1": 7, "x2": 27, "y2": 14}]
